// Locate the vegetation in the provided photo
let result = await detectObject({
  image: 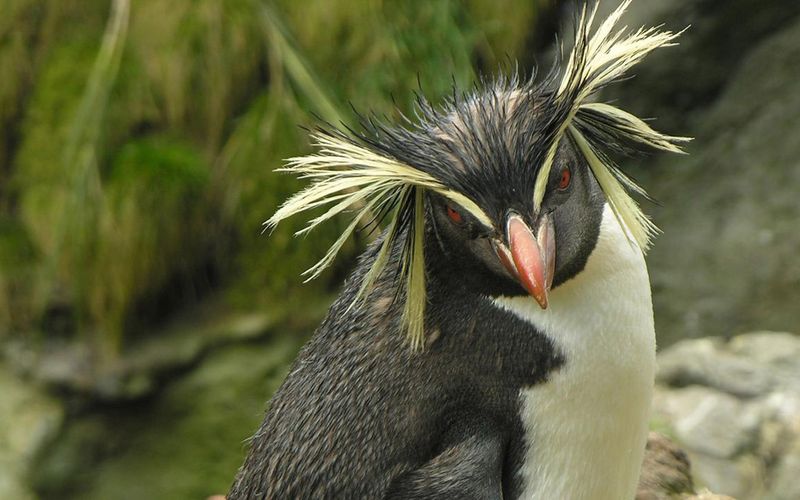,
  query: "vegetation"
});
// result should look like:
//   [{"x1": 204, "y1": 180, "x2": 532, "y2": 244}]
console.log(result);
[{"x1": 0, "y1": 0, "x2": 549, "y2": 358}]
